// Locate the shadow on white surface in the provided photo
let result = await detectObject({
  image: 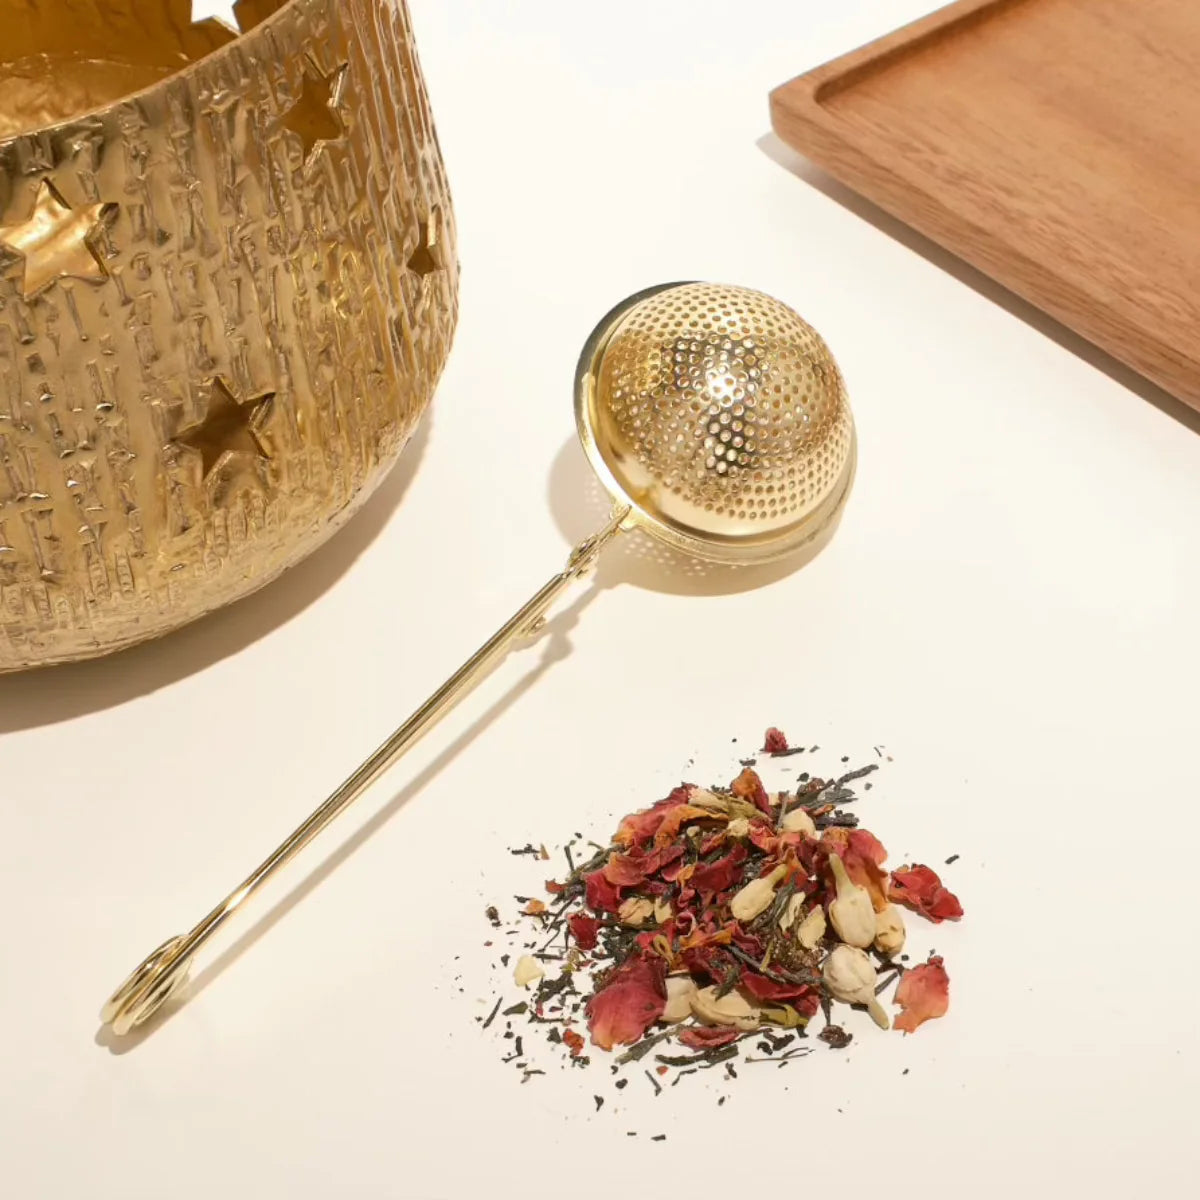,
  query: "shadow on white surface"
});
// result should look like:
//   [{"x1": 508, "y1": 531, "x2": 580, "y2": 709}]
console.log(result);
[
  {"x1": 547, "y1": 437, "x2": 830, "y2": 597},
  {"x1": 757, "y1": 132, "x2": 1200, "y2": 438},
  {"x1": 0, "y1": 419, "x2": 432, "y2": 734},
  {"x1": 92, "y1": 579, "x2": 599, "y2": 1054}
]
